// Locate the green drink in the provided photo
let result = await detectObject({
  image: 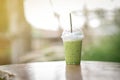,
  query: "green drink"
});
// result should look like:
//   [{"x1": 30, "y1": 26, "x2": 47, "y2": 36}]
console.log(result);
[
  {"x1": 64, "y1": 40, "x2": 82, "y2": 64},
  {"x1": 62, "y1": 31, "x2": 83, "y2": 65}
]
